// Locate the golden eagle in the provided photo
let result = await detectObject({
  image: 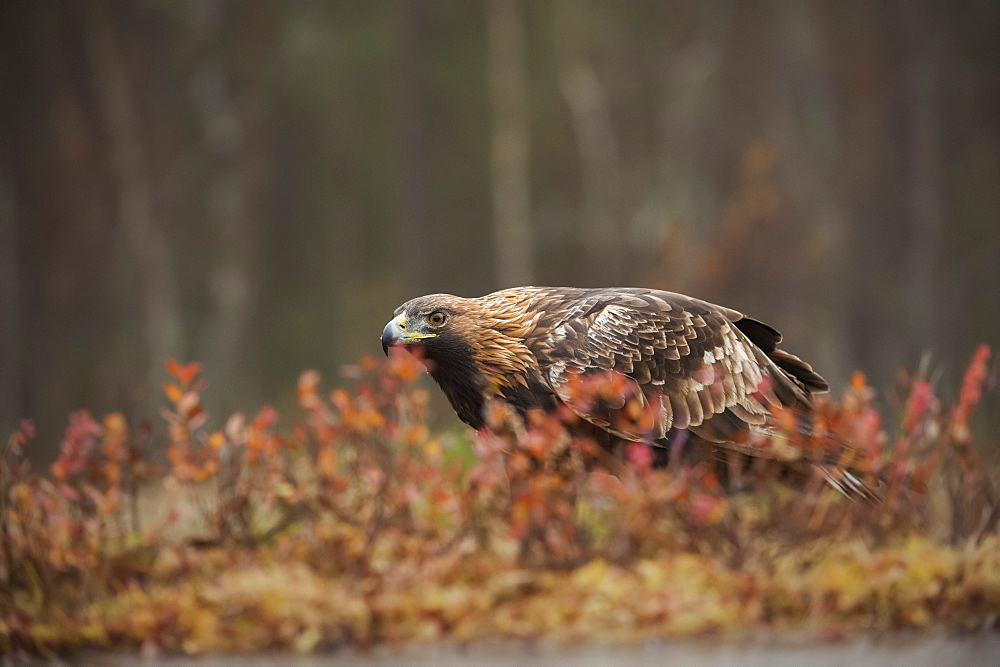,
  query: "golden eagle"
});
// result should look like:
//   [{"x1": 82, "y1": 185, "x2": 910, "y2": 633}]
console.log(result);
[{"x1": 382, "y1": 287, "x2": 871, "y2": 498}]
